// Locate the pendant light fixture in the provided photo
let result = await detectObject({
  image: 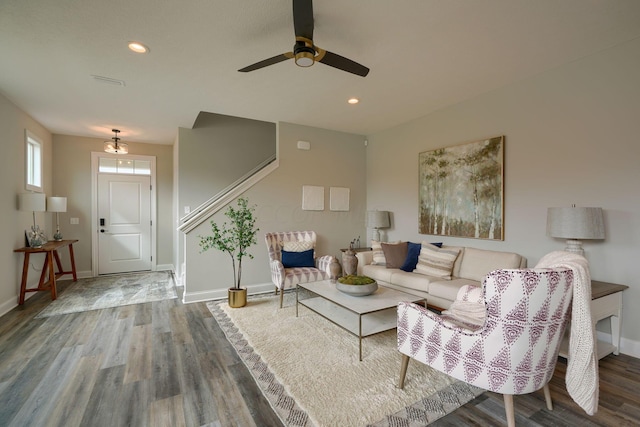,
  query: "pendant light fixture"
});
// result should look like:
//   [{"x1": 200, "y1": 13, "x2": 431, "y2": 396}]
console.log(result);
[{"x1": 104, "y1": 129, "x2": 129, "y2": 154}]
